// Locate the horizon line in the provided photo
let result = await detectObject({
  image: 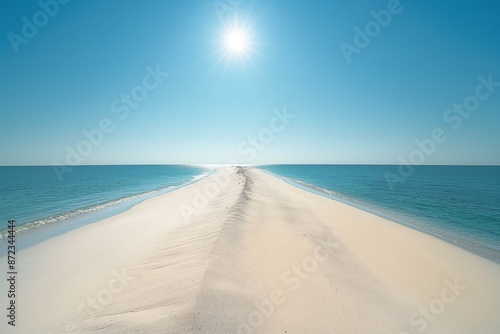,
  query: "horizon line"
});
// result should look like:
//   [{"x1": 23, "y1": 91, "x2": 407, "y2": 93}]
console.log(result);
[{"x1": 2, "y1": 163, "x2": 500, "y2": 167}]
